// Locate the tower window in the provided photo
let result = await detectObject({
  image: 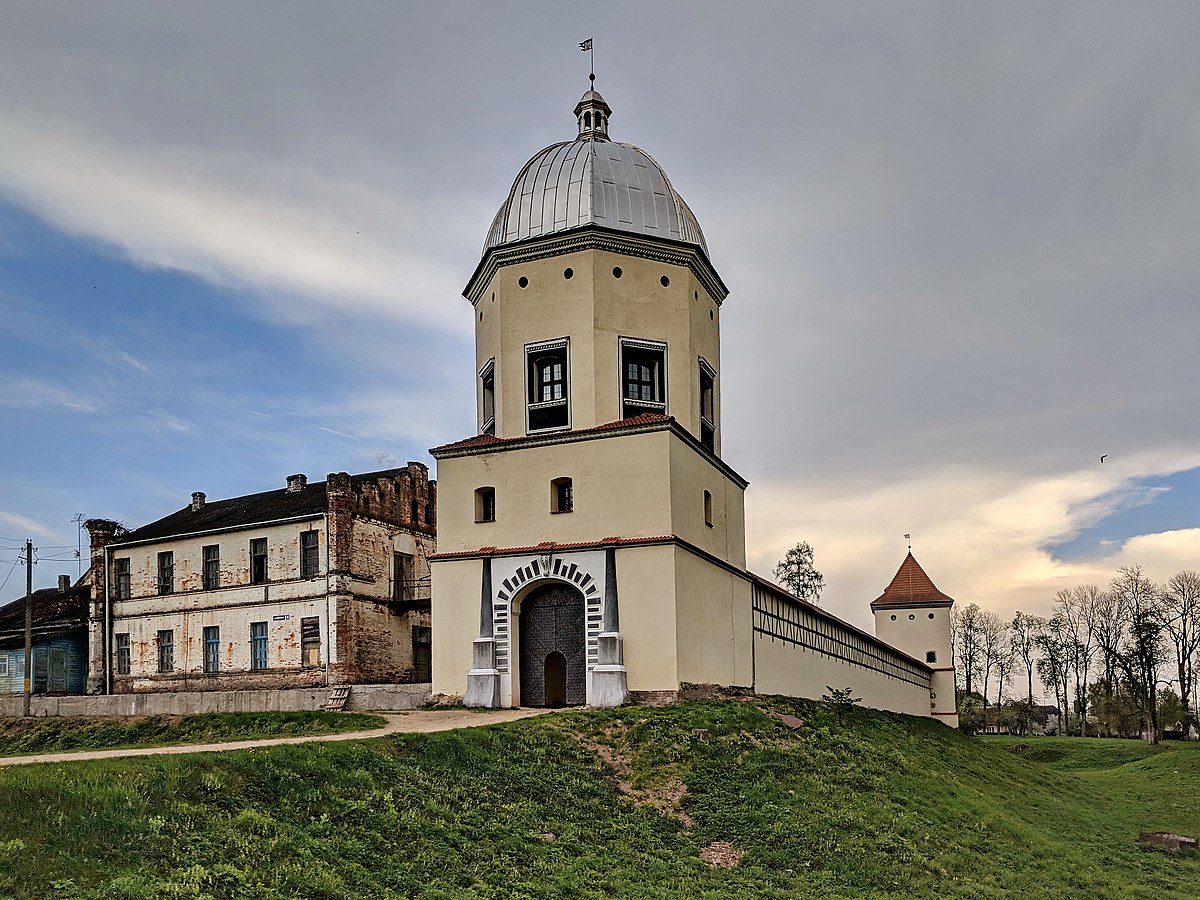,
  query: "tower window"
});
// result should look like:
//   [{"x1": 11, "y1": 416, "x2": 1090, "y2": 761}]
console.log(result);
[
  {"x1": 704, "y1": 490, "x2": 713, "y2": 527},
  {"x1": 620, "y1": 338, "x2": 666, "y2": 418},
  {"x1": 481, "y1": 359, "x2": 495, "y2": 435},
  {"x1": 699, "y1": 358, "x2": 716, "y2": 452},
  {"x1": 584, "y1": 111, "x2": 591, "y2": 128},
  {"x1": 926, "y1": 650, "x2": 938, "y2": 664},
  {"x1": 526, "y1": 338, "x2": 570, "y2": 432},
  {"x1": 551, "y1": 477, "x2": 573, "y2": 513},
  {"x1": 612, "y1": 266, "x2": 622, "y2": 278},
  {"x1": 660, "y1": 275, "x2": 670, "y2": 287},
  {"x1": 475, "y1": 487, "x2": 496, "y2": 523},
  {"x1": 518, "y1": 275, "x2": 528, "y2": 288},
  {"x1": 564, "y1": 267, "x2": 573, "y2": 279}
]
